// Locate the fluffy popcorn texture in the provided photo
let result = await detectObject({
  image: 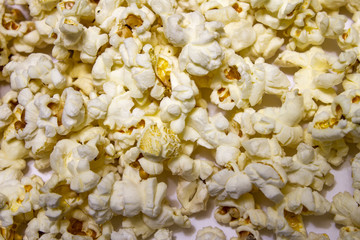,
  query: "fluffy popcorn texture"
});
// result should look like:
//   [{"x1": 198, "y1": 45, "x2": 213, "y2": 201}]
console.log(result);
[
  {"x1": 196, "y1": 226, "x2": 226, "y2": 240},
  {"x1": 1, "y1": 0, "x2": 360, "y2": 239}
]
